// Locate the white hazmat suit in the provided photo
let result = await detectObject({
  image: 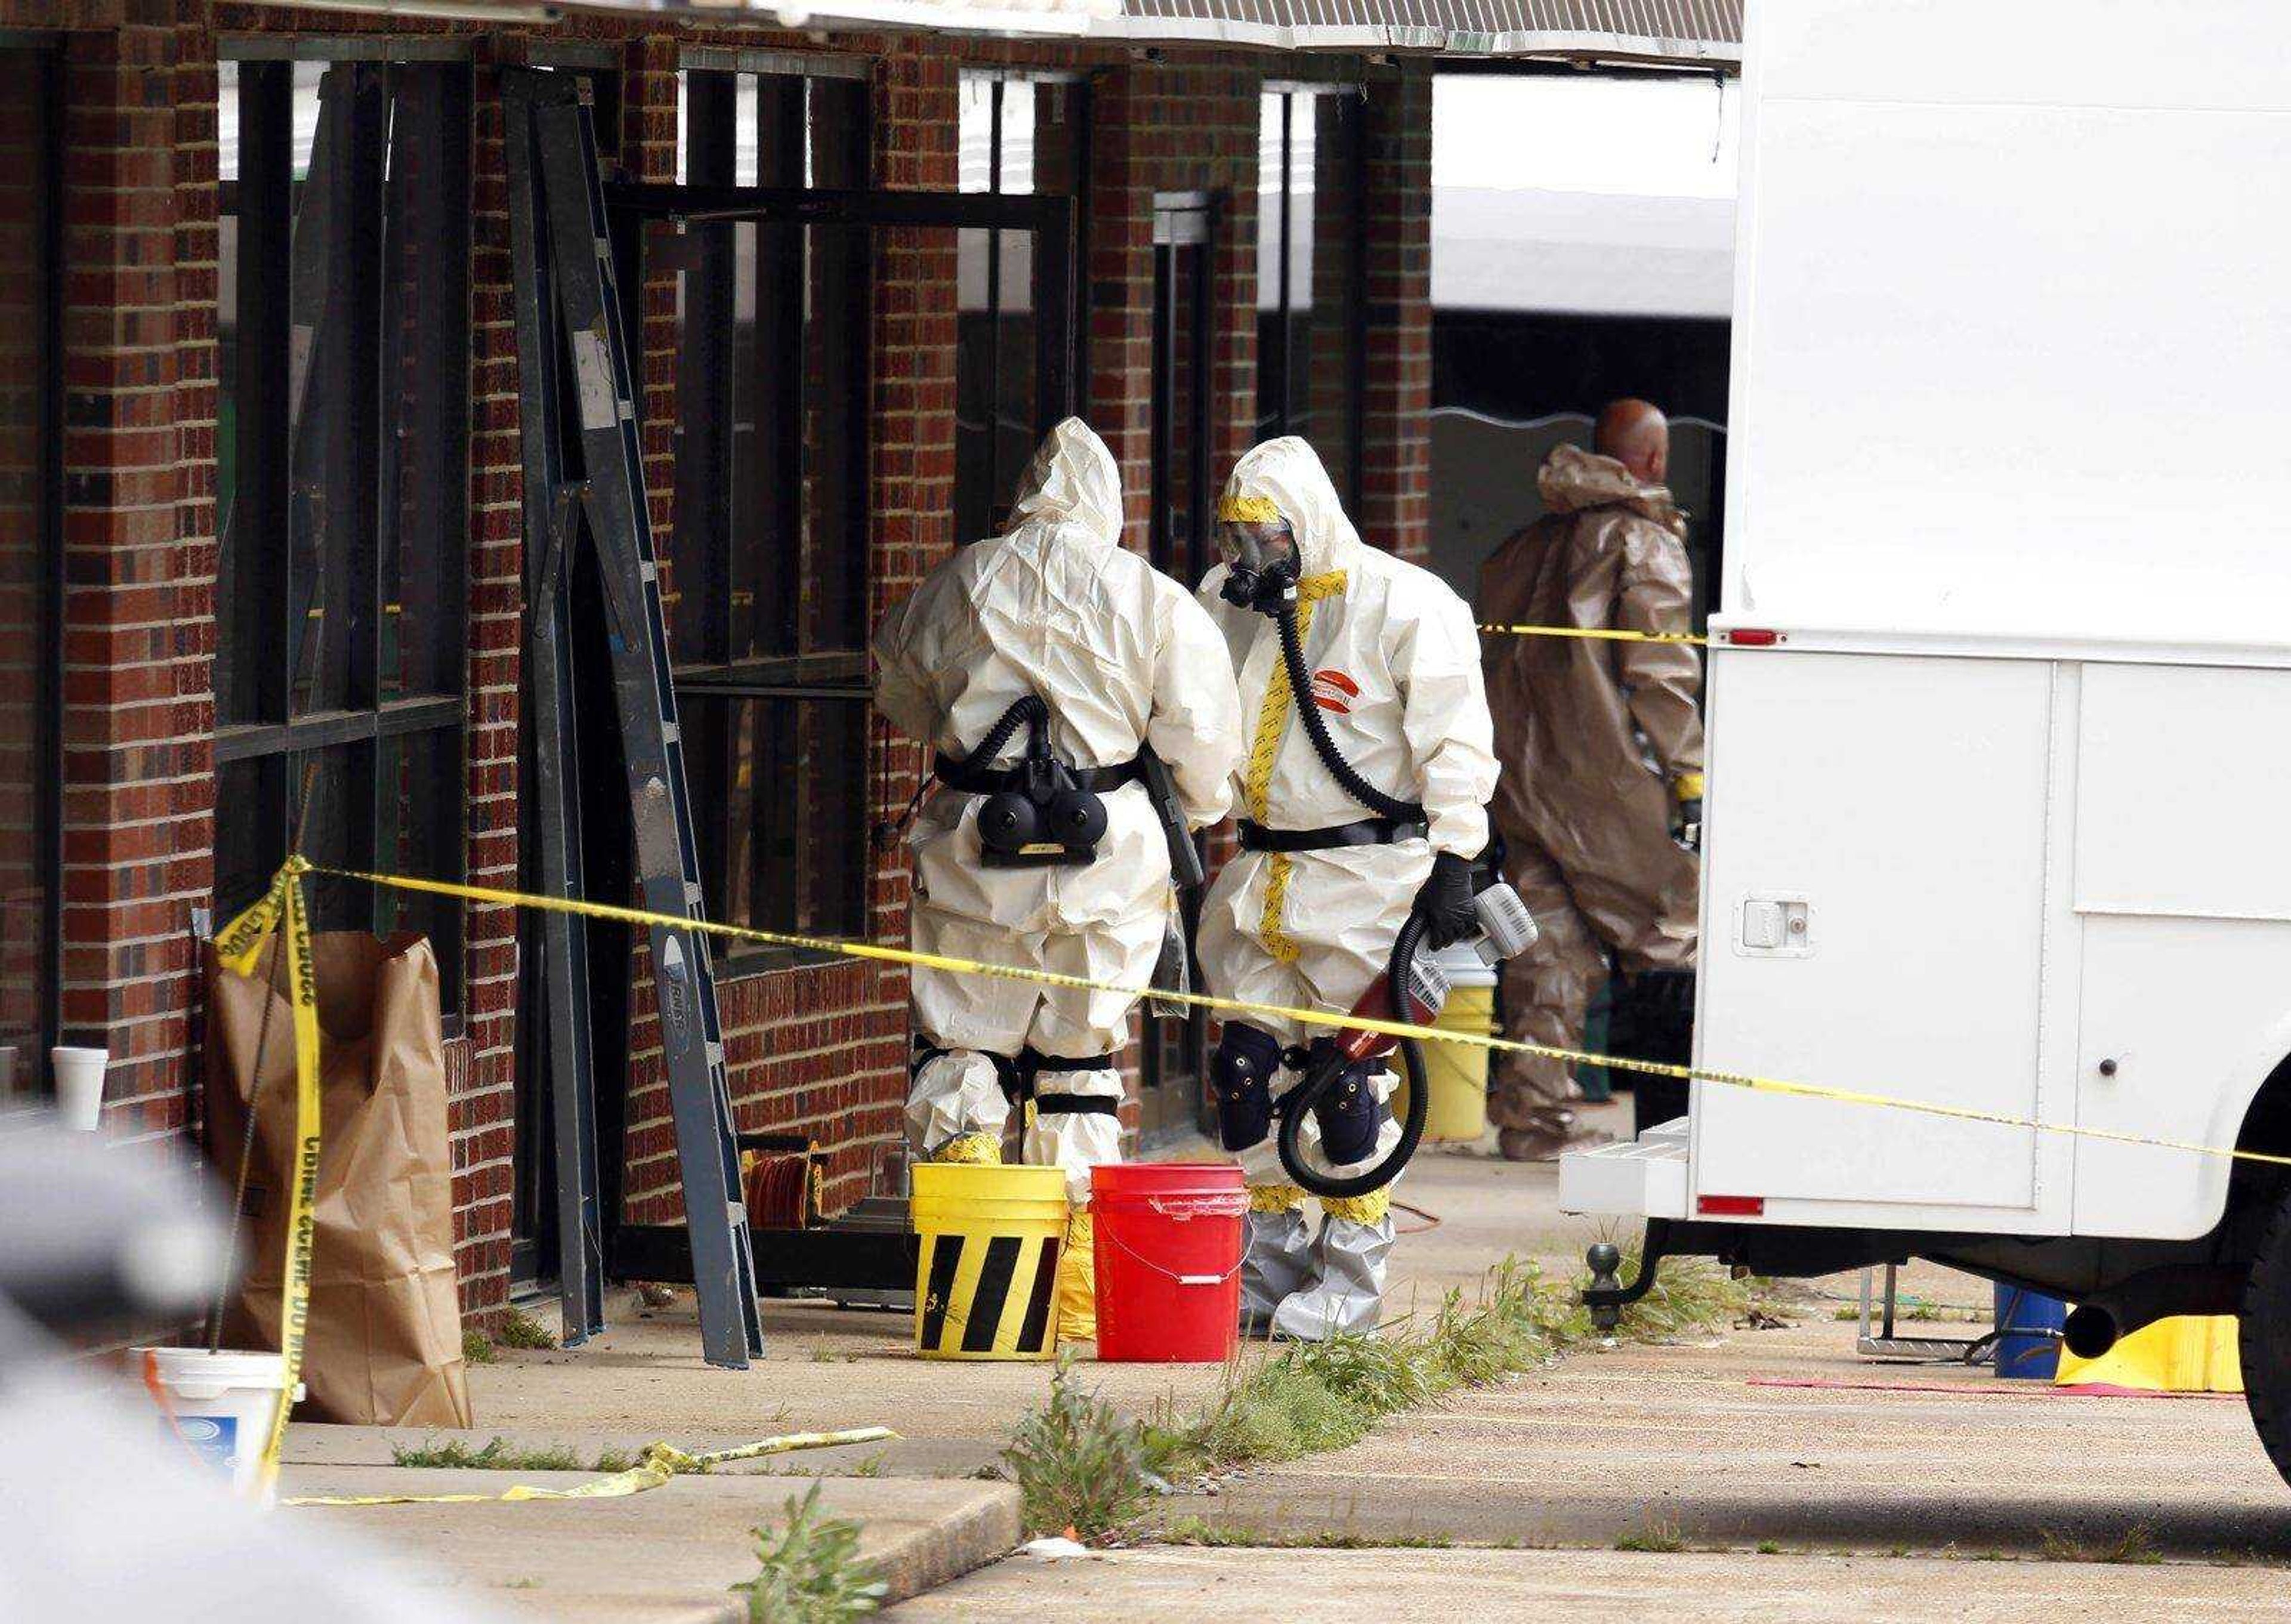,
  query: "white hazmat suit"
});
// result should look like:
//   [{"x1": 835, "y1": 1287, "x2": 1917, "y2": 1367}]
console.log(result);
[
  {"x1": 1197, "y1": 437, "x2": 1498, "y2": 1339},
  {"x1": 873, "y1": 418, "x2": 1245, "y2": 1338}
]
